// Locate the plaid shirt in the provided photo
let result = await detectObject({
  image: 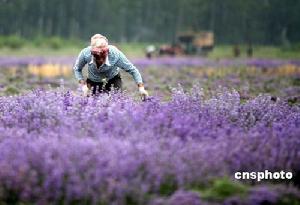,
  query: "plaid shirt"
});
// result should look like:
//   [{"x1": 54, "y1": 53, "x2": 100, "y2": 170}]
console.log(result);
[{"x1": 73, "y1": 45, "x2": 143, "y2": 83}]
